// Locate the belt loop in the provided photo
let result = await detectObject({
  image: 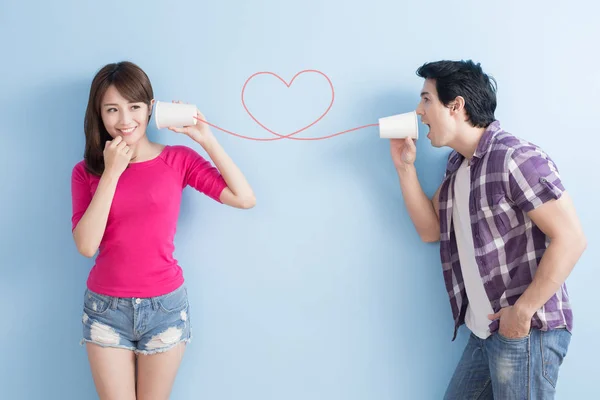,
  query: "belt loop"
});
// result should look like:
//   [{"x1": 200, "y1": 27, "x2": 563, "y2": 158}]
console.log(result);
[
  {"x1": 151, "y1": 297, "x2": 159, "y2": 310},
  {"x1": 110, "y1": 296, "x2": 119, "y2": 310}
]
